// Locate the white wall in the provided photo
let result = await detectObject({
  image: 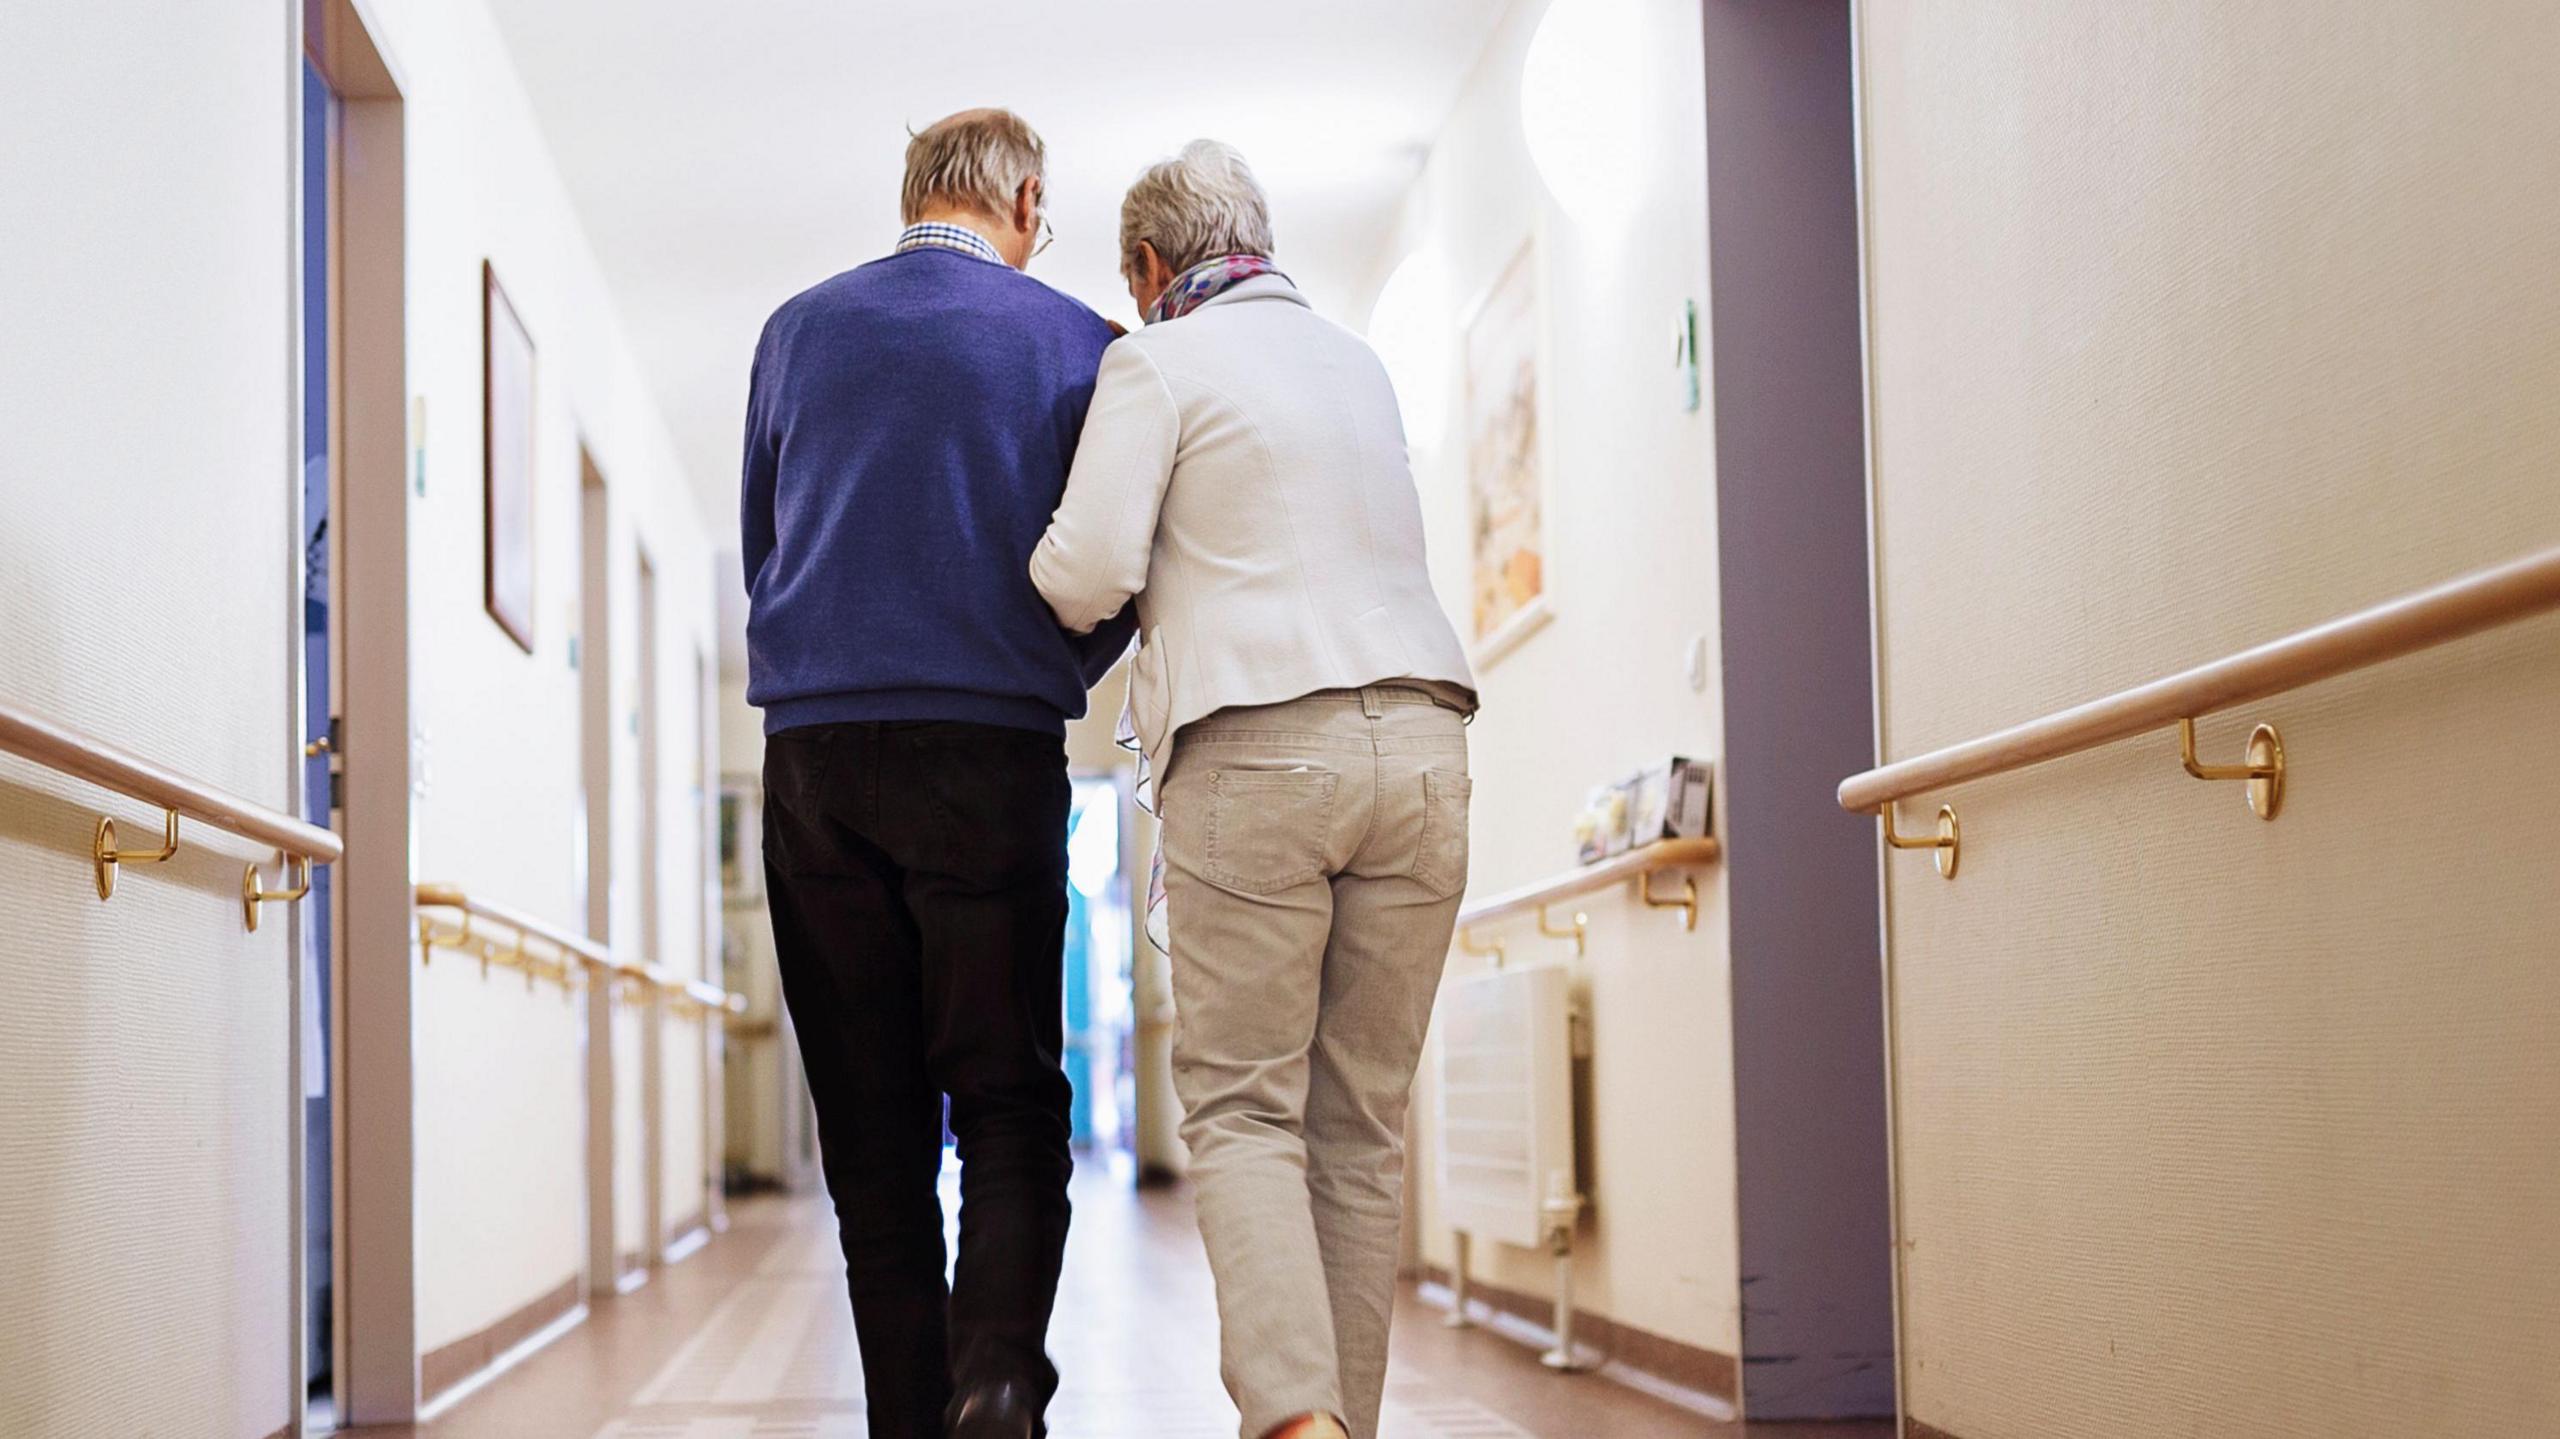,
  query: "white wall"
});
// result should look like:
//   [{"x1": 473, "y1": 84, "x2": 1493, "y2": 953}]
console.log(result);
[
  {"x1": 660, "y1": 1009, "x2": 709, "y2": 1232},
  {"x1": 1859, "y1": 3, "x2": 2560, "y2": 1434},
  {"x1": 351, "y1": 0, "x2": 721, "y2": 1358},
  {"x1": 413, "y1": 958, "x2": 586, "y2": 1352},
  {"x1": 1384, "y1": 0, "x2": 1741, "y2": 1366},
  {"x1": 613, "y1": 1000, "x2": 651, "y2": 1263},
  {"x1": 0, "y1": 6, "x2": 298, "y2": 1432}
]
